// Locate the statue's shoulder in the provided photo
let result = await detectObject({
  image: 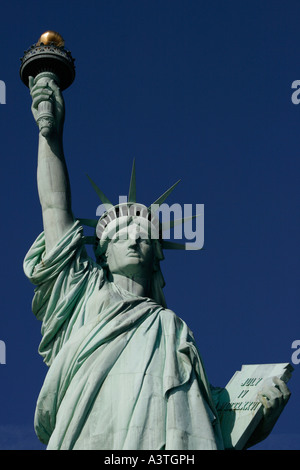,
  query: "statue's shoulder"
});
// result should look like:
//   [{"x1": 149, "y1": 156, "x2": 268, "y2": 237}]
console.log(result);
[{"x1": 158, "y1": 307, "x2": 184, "y2": 326}]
